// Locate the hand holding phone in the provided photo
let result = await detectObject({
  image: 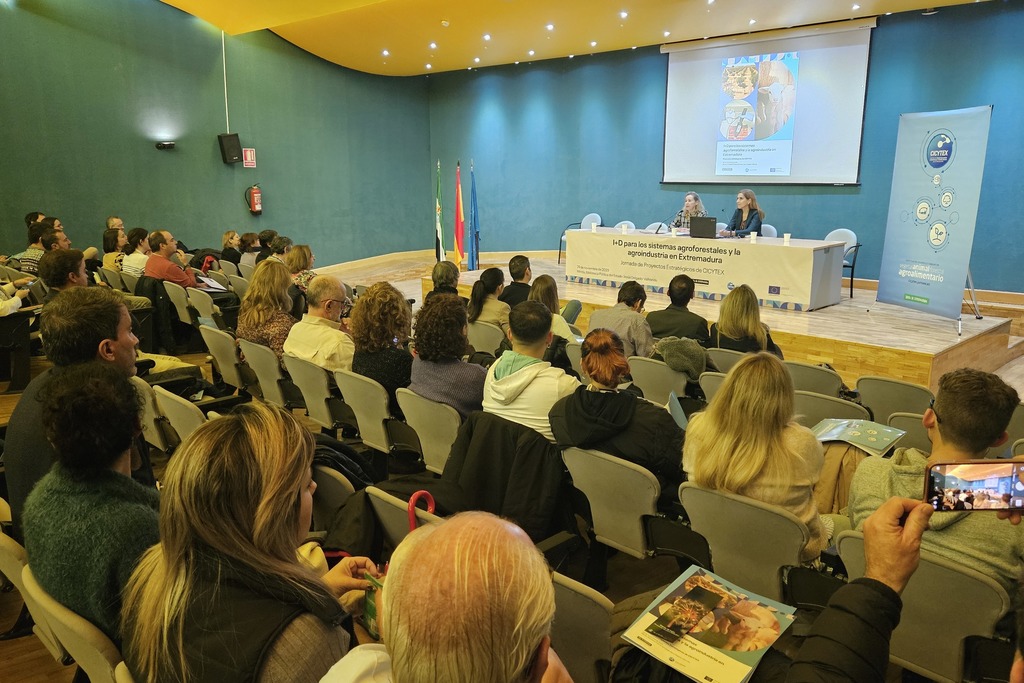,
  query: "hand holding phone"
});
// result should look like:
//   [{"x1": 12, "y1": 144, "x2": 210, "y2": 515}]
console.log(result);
[
  {"x1": 862, "y1": 496, "x2": 933, "y2": 595},
  {"x1": 925, "y1": 460, "x2": 1024, "y2": 511}
]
